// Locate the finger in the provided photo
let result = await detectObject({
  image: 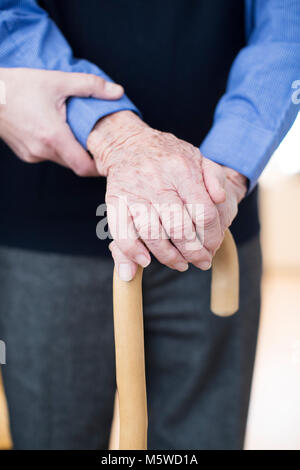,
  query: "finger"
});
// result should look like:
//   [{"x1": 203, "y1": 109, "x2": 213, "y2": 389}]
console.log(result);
[
  {"x1": 156, "y1": 193, "x2": 212, "y2": 270},
  {"x1": 55, "y1": 125, "x2": 99, "y2": 176},
  {"x1": 215, "y1": 178, "x2": 239, "y2": 233},
  {"x1": 216, "y1": 198, "x2": 238, "y2": 235},
  {"x1": 106, "y1": 194, "x2": 151, "y2": 268},
  {"x1": 57, "y1": 72, "x2": 124, "y2": 100},
  {"x1": 46, "y1": 149, "x2": 73, "y2": 169},
  {"x1": 128, "y1": 200, "x2": 189, "y2": 272},
  {"x1": 109, "y1": 241, "x2": 138, "y2": 282},
  {"x1": 178, "y1": 171, "x2": 223, "y2": 256},
  {"x1": 202, "y1": 157, "x2": 226, "y2": 204}
]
